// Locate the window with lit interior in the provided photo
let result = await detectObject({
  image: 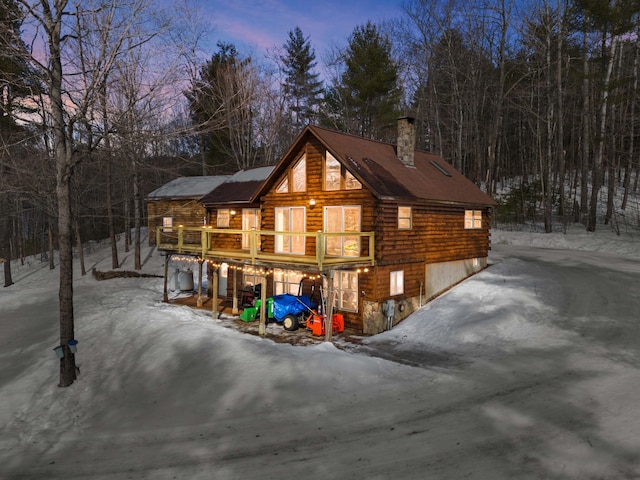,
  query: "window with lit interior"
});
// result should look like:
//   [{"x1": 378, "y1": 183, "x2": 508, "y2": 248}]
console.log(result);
[
  {"x1": 324, "y1": 206, "x2": 361, "y2": 257},
  {"x1": 273, "y1": 268, "x2": 304, "y2": 295},
  {"x1": 217, "y1": 209, "x2": 230, "y2": 228},
  {"x1": 390, "y1": 270, "x2": 404, "y2": 296},
  {"x1": 334, "y1": 270, "x2": 358, "y2": 312},
  {"x1": 242, "y1": 209, "x2": 261, "y2": 250},
  {"x1": 464, "y1": 210, "x2": 482, "y2": 229},
  {"x1": 398, "y1": 206, "x2": 412, "y2": 229},
  {"x1": 275, "y1": 206, "x2": 306, "y2": 254}
]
